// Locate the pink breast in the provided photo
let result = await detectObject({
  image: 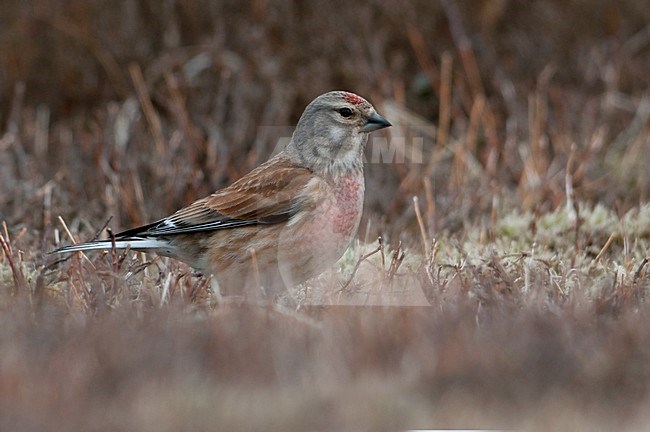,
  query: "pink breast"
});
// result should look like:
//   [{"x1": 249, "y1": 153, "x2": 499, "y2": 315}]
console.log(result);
[
  {"x1": 307, "y1": 174, "x2": 364, "y2": 254},
  {"x1": 277, "y1": 173, "x2": 364, "y2": 284},
  {"x1": 330, "y1": 175, "x2": 364, "y2": 235}
]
